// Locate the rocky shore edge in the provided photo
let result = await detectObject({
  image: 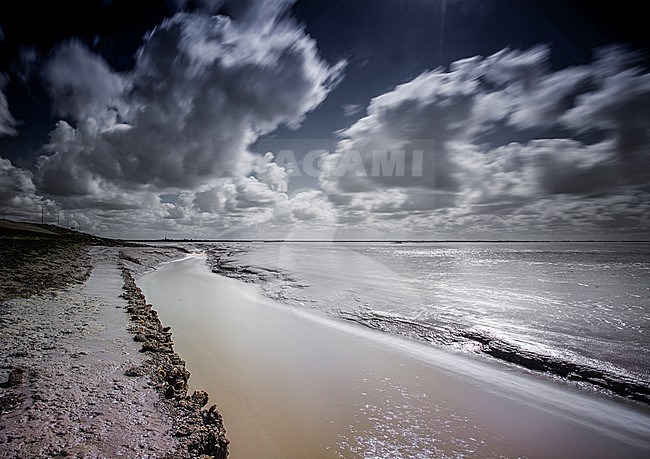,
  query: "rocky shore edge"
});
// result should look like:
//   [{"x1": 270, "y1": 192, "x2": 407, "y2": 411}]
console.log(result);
[{"x1": 118, "y1": 254, "x2": 229, "y2": 459}]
